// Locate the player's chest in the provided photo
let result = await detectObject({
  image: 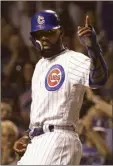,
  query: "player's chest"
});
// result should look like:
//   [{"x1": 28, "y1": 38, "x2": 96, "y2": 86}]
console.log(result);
[{"x1": 32, "y1": 63, "x2": 68, "y2": 94}]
